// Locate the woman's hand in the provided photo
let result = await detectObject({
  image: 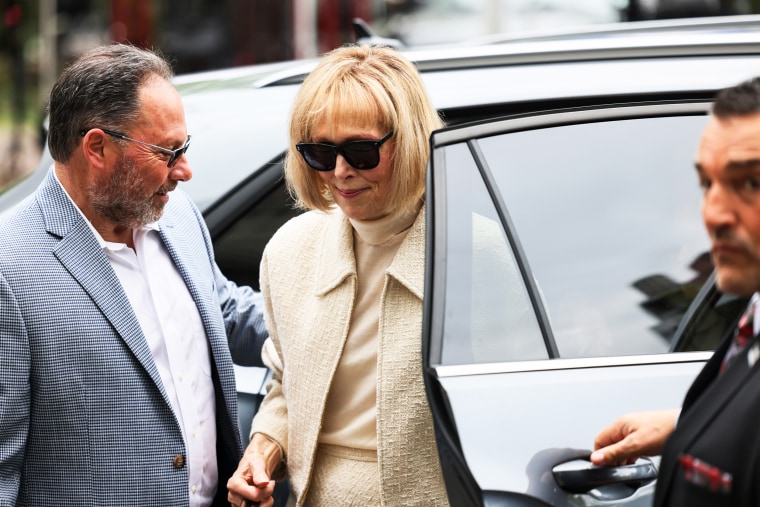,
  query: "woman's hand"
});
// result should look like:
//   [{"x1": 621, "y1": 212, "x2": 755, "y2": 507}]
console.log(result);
[{"x1": 227, "y1": 433, "x2": 282, "y2": 507}]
